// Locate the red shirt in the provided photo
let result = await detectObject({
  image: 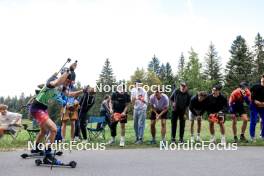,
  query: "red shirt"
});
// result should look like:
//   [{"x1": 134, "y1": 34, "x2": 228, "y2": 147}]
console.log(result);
[{"x1": 229, "y1": 88, "x2": 251, "y2": 105}]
